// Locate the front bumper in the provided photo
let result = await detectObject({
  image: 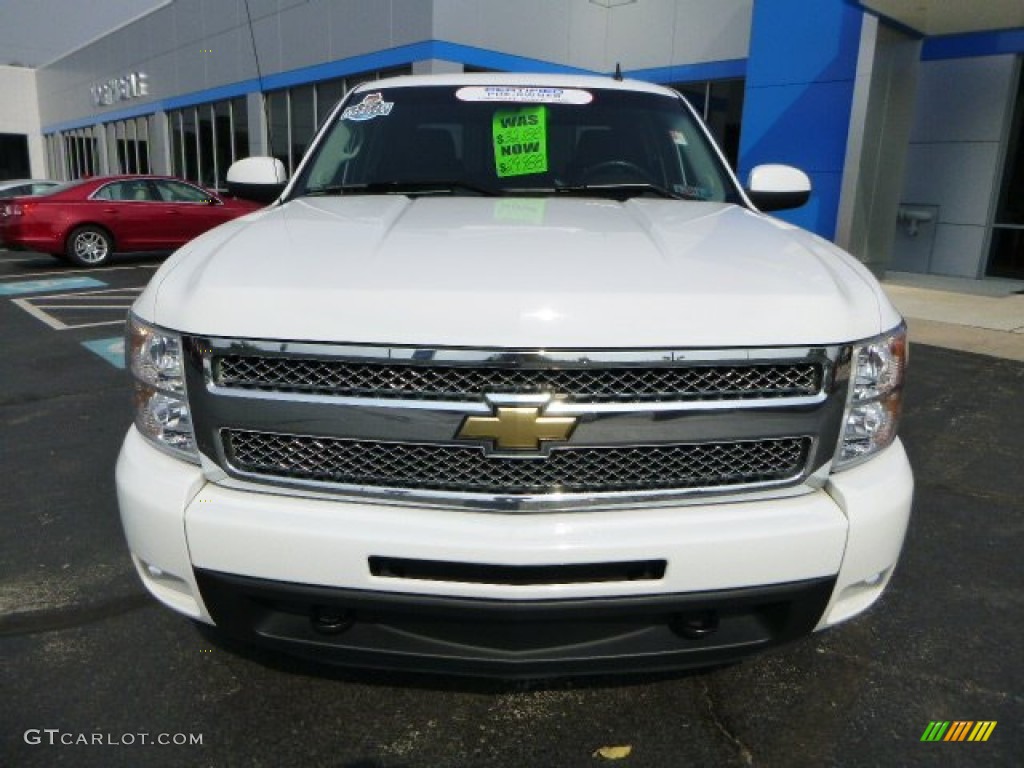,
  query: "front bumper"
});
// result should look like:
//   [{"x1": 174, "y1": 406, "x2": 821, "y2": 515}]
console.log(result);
[{"x1": 116, "y1": 427, "x2": 913, "y2": 676}]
